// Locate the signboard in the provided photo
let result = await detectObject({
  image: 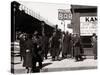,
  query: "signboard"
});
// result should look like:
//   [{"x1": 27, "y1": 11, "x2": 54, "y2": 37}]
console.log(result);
[
  {"x1": 80, "y1": 16, "x2": 97, "y2": 36},
  {"x1": 58, "y1": 9, "x2": 72, "y2": 20}
]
